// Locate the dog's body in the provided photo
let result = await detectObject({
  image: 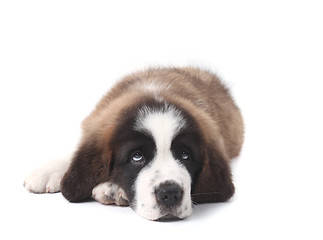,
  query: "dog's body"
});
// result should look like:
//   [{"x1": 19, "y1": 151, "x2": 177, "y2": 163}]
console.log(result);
[{"x1": 24, "y1": 67, "x2": 244, "y2": 220}]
